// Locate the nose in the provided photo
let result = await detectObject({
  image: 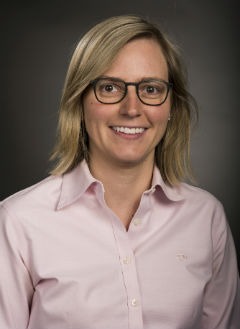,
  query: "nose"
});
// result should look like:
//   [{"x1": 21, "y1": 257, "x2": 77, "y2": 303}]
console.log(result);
[{"x1": 119, "y1": 86, "x2": 142, "y2": 117}]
